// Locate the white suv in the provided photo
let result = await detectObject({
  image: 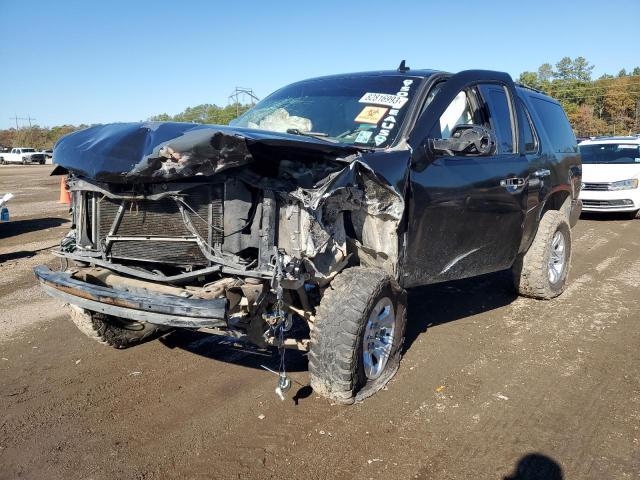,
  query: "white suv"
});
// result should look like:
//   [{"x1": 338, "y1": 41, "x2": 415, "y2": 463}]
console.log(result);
[{"x1": 578, "y1": 136, "x2": 640, "y2": 219}]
